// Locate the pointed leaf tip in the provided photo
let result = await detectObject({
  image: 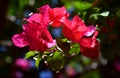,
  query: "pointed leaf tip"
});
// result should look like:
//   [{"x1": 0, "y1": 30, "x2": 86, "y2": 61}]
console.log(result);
[{"x1": 24, "y1": 51, "x2": 38, "y2": 59}]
